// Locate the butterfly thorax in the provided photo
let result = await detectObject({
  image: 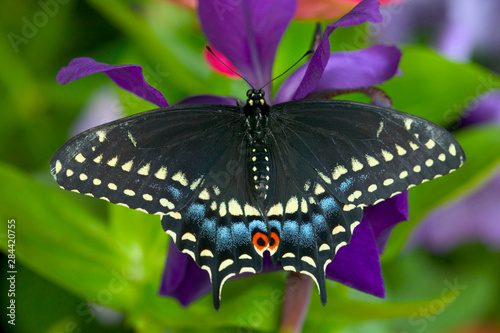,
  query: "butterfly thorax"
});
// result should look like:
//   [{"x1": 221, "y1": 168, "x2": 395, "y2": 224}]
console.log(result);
[{"x1": 244, "y1": 89, "x2": 271, "y2": 200}]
